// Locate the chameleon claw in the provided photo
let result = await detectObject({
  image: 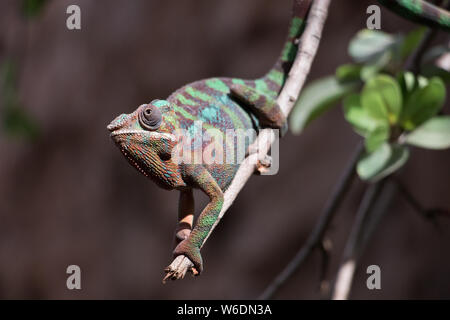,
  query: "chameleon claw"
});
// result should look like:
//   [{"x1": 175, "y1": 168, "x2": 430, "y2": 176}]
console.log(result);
[
  {"x1": 256, "y1": 155, "x2": 272, "y2": 175},
  {"x1": 190, "y1": 267, "x2": 200, "y2": 276}
]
